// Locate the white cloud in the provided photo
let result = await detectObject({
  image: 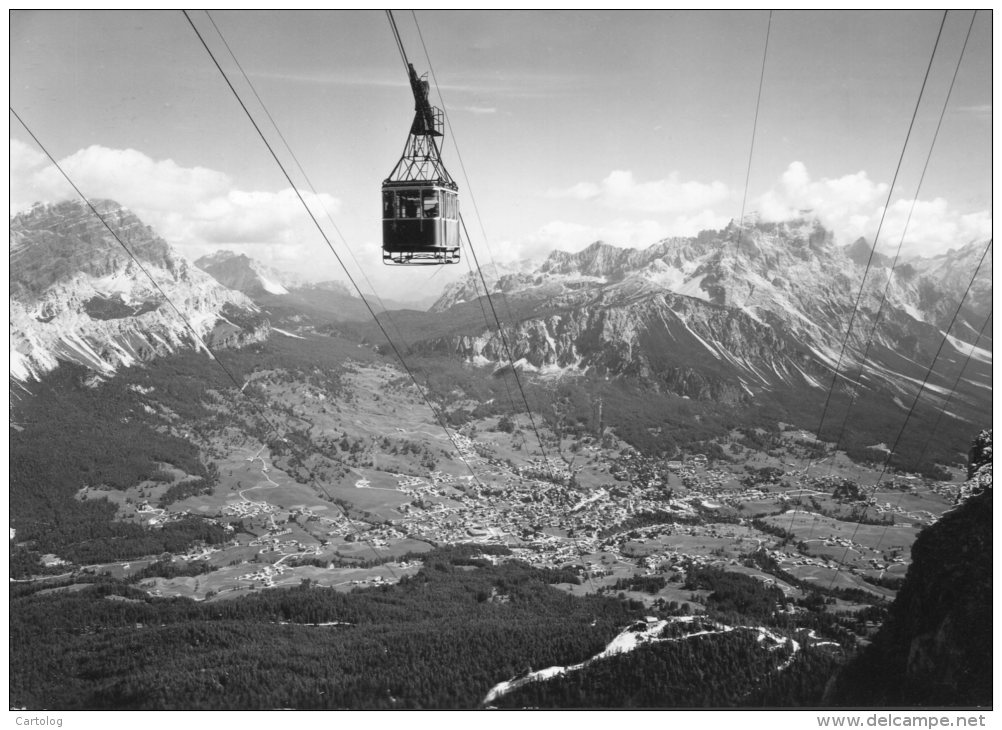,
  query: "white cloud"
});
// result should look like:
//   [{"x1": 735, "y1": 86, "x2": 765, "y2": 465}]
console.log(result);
[
  {"x1": 525, "y1": 161, "x2": 988, "y2": 263},
  {"x1": 666, "y1": 209, "x2": 732, "y2": 237},
  {"x1": 872, "y1": 199, "x2": 992, "y2": 258},
  {"x1": 554, "y1": 181, "x2": 601, "y2": 201},
  {"x1": 501, "y1": 219, "x2": 672, "y2": 262},
  {"x1": 525, "y1": 220, "x2": 605, "y2": 253},
  {"x1": 756, "y1": 161, "x2": 888, "y2": 226},
  {"x1": 550, "y1": 169, "x2": 730, "y2": 214},
  {"x1": 10, "y1": 138, "x2": 75, "y2": 206},
  {"x1": 549, "y1": 163, "x2": 989, "y2": 258},
  {"x1": 754, "y1": 161, "x2": 991, "y2": 256},
  {"x1": 955, "y1": 104, "x2": 992, "y2": 119},
  {"x1": 10, "y1": 139, "x2": 50, "y2": 179},
  {"x1": 33, "y1": 145, "x2": 232, "y2": 213},
  {"x1": 192, "y1": 189, "x2": 340, "y2": 245},
  {"x1": 10, "y1": 140, "x2": 342, "y2": 271},
  {"x1": 459, "y1": 105, "x2": 498, "y2": 115},
  {"x1": 511, "y1": 212, "x2": 733, "y2": 260}
]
